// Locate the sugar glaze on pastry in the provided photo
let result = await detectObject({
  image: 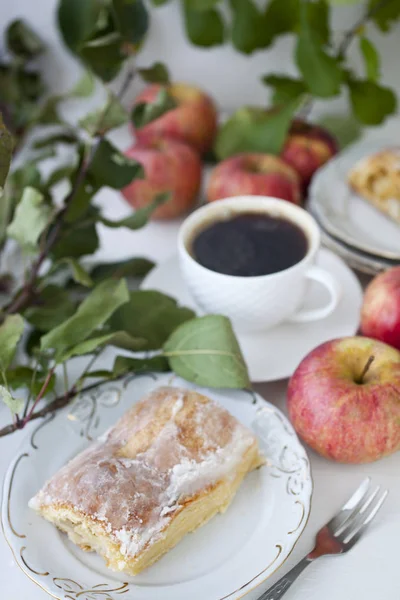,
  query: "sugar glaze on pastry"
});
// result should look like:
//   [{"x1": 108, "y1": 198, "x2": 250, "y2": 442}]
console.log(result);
[{"x1": 29, "y1": 386, "x2": 264, "y2": 575}]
